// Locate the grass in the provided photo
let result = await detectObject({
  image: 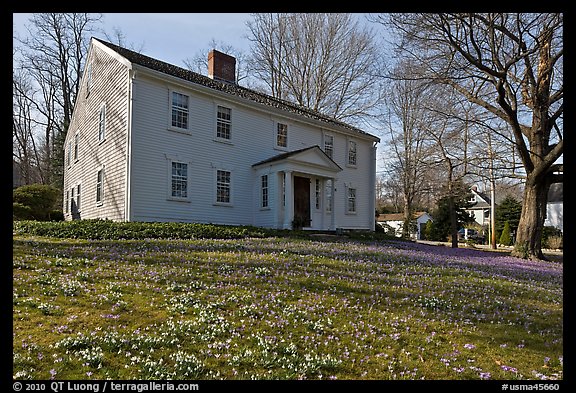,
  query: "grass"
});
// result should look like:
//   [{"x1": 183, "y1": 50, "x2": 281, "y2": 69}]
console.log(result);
[{"x1": 13, "y1": 233, "x2": 563, "y2": 380}]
